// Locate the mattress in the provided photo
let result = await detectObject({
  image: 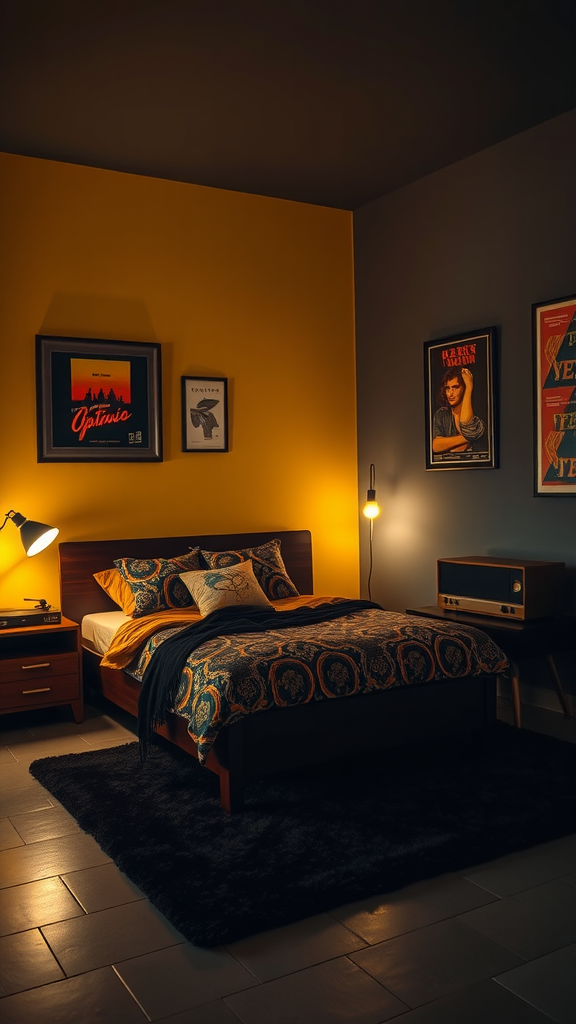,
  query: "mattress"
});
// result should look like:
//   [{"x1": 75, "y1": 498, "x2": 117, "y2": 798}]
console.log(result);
[{"x1": 81, "y1": 610, "x2": 132, "y2": 655}]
